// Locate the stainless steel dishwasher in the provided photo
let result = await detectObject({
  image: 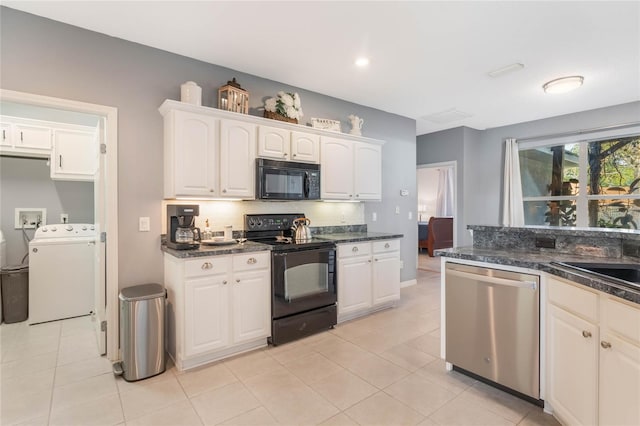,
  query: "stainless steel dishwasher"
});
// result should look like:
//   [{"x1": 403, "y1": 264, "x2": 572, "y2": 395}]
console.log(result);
[{"x1": 445, "y1": 262, "x2": 540, "y2": 400}]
